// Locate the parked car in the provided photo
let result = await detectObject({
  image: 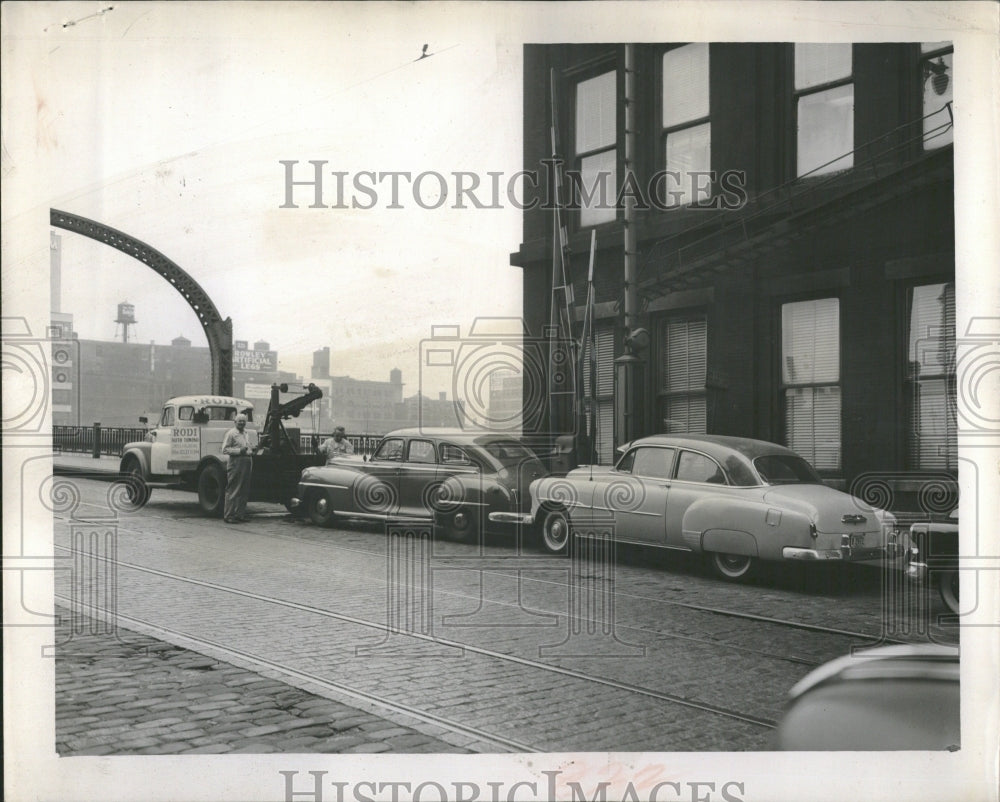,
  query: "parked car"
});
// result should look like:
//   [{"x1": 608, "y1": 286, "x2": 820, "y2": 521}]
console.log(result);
[
  {"x1": 492, "y1": 434, "x2": 900, "y2": 581},
  {"x1": 291, "y1": 428, "x2": 547, "y2": 540},
  {"x1": 775, "y1": 644, "x2": 960, "y2": 750},
  {"x1": 906, "y1": 509, "x2": 960, "y2": 614}
]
